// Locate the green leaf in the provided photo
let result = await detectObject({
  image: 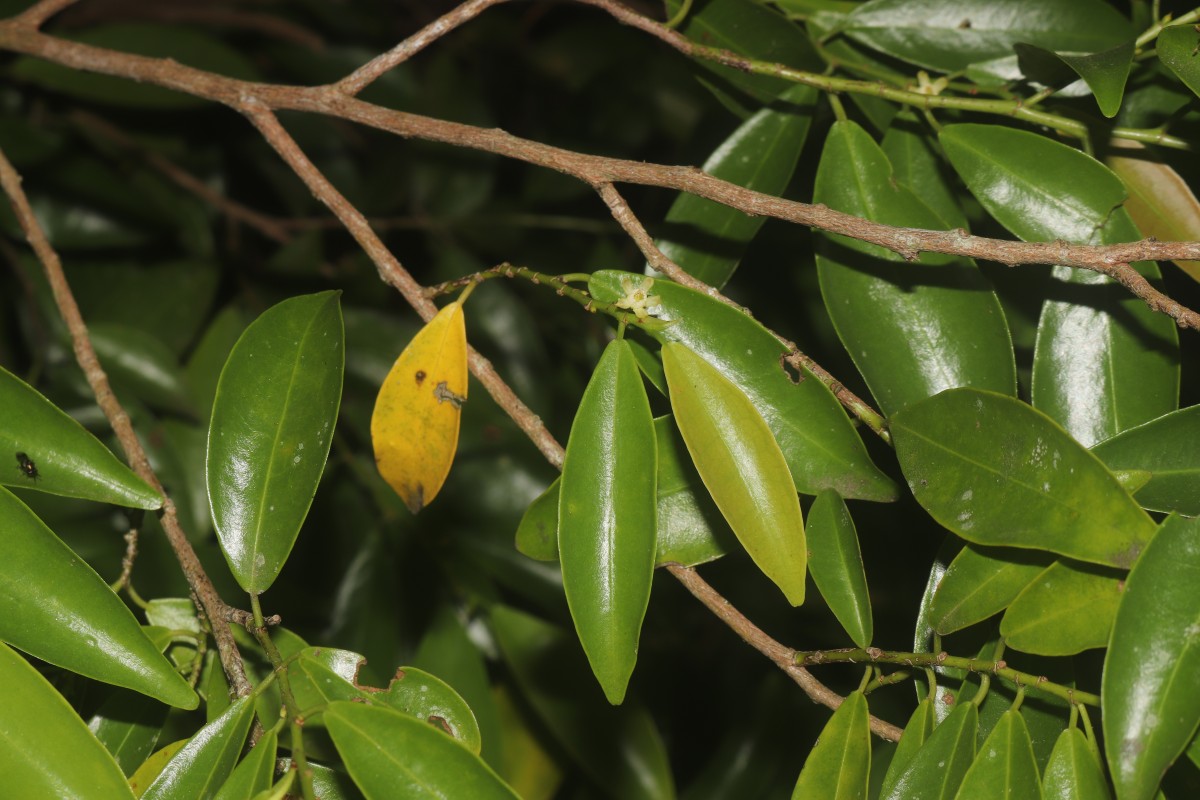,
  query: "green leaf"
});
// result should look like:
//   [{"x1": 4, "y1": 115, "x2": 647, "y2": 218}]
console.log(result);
[
  {"x1": 141, "y1": 696, "x2": 255, "y2": 800},
  {"x1": 954, "y1": 709, "x2": 1043, "y2": 800},
  {"x1": 1103, "y1": 513, "x2": 1200, "y2": 800},
  {"x1": 1158, "y1": 24, "x2": 1200, "y2": 100},
  {"x1": 878, "y1": 698, "x2": 937, "y2": 798},
  {"x1": 376, "y1": 667, "x2": 483, "y2": 754},
  {"x1": 326, "y1": 701, "x2": 518, "y2": 800},
  {"x1": 0, "y1": 364, "x2": 160, "y2": 508},
  {"x1": 559, "y1": 339, "x2": 656, "y2": 705},
  {"x1": 807, "y1": 490, "x2": 873, "y2": 647},
  {"x1": 662, "y1": 341, "x2": 806, "y2": 605},
  {"x1": 655, "y1": 83, "x2": 815, "y2": 287},
  {"x1": 91, "y1": 323, "x2": 197, "y2": 417},
  {"x1": 87, "y1": 690, "x2": 168, "y2": 776},
  {"x1": 940, "y1": 123, "x2": 1178, "y2": 446},
  {"x1": 843, "y1": 0, "x2": 1132, "y2": 72},
  {"x1": 892, "y1": 388, "x2": 1157, "y2": 568},
  {"x1": 791, "y1": 691, "x2": 870, "y2": 799},
  {"x1": 0, "y1": 642, "x2": 136, "y2": 799},
  {"x1": 880, "y1": 702, "x2": 978, "y2": 800},
  {"x1": 928, "y1": 544, "x2": 1050, "y2": 635},
  {"x1": 1045, "y1": 40, "x2": 1136, "y2": 118},
  {"x1": 207, "y1": 291, "x2": 345, "y2": 593},
  {"x1": 0, "y1": 487, "x2": 196, "y2": 707},
  {"x1": 1091, "y1": 406, "x2": 1200, "y2": 515},
  {"x1": 813, "y1": 120, "x2": 1015, "y2": 416},
  {"x1": 589, "y1": 270, "x2": 896, "y2": 502},
  {"x1": 213, "y1": 730, "x2": 276, "y2": 800},
  {"x1": 882, "y1": 112, "x2": 968, "y2": 230},
  {"x1": 489, "y1": 605, "x2": 676, "y2": 800},
  {"x1": 1001, "y1": 560, "x2": 1123, "y2": 656},
  {"x1": 1043, "y1": 727, "x2": 1112, "y2": 800}
]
